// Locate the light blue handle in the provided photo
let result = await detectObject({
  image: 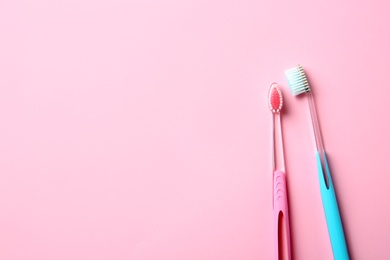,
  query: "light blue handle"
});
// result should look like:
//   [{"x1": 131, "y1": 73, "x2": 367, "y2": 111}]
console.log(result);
[{"x1": 316, "y1": 151, "x2": 349, "y2": 260}]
